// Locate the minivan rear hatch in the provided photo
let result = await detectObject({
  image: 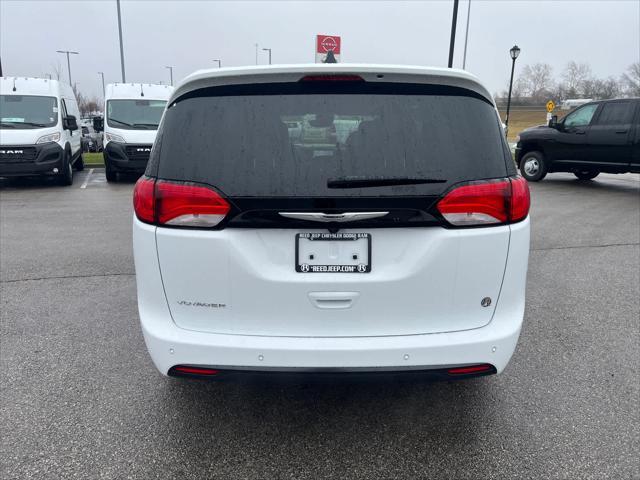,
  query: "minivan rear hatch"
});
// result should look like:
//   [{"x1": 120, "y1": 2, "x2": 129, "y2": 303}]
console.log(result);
[{"x1": 148, "y1": 74, "x2": 515, "y2": 337}]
